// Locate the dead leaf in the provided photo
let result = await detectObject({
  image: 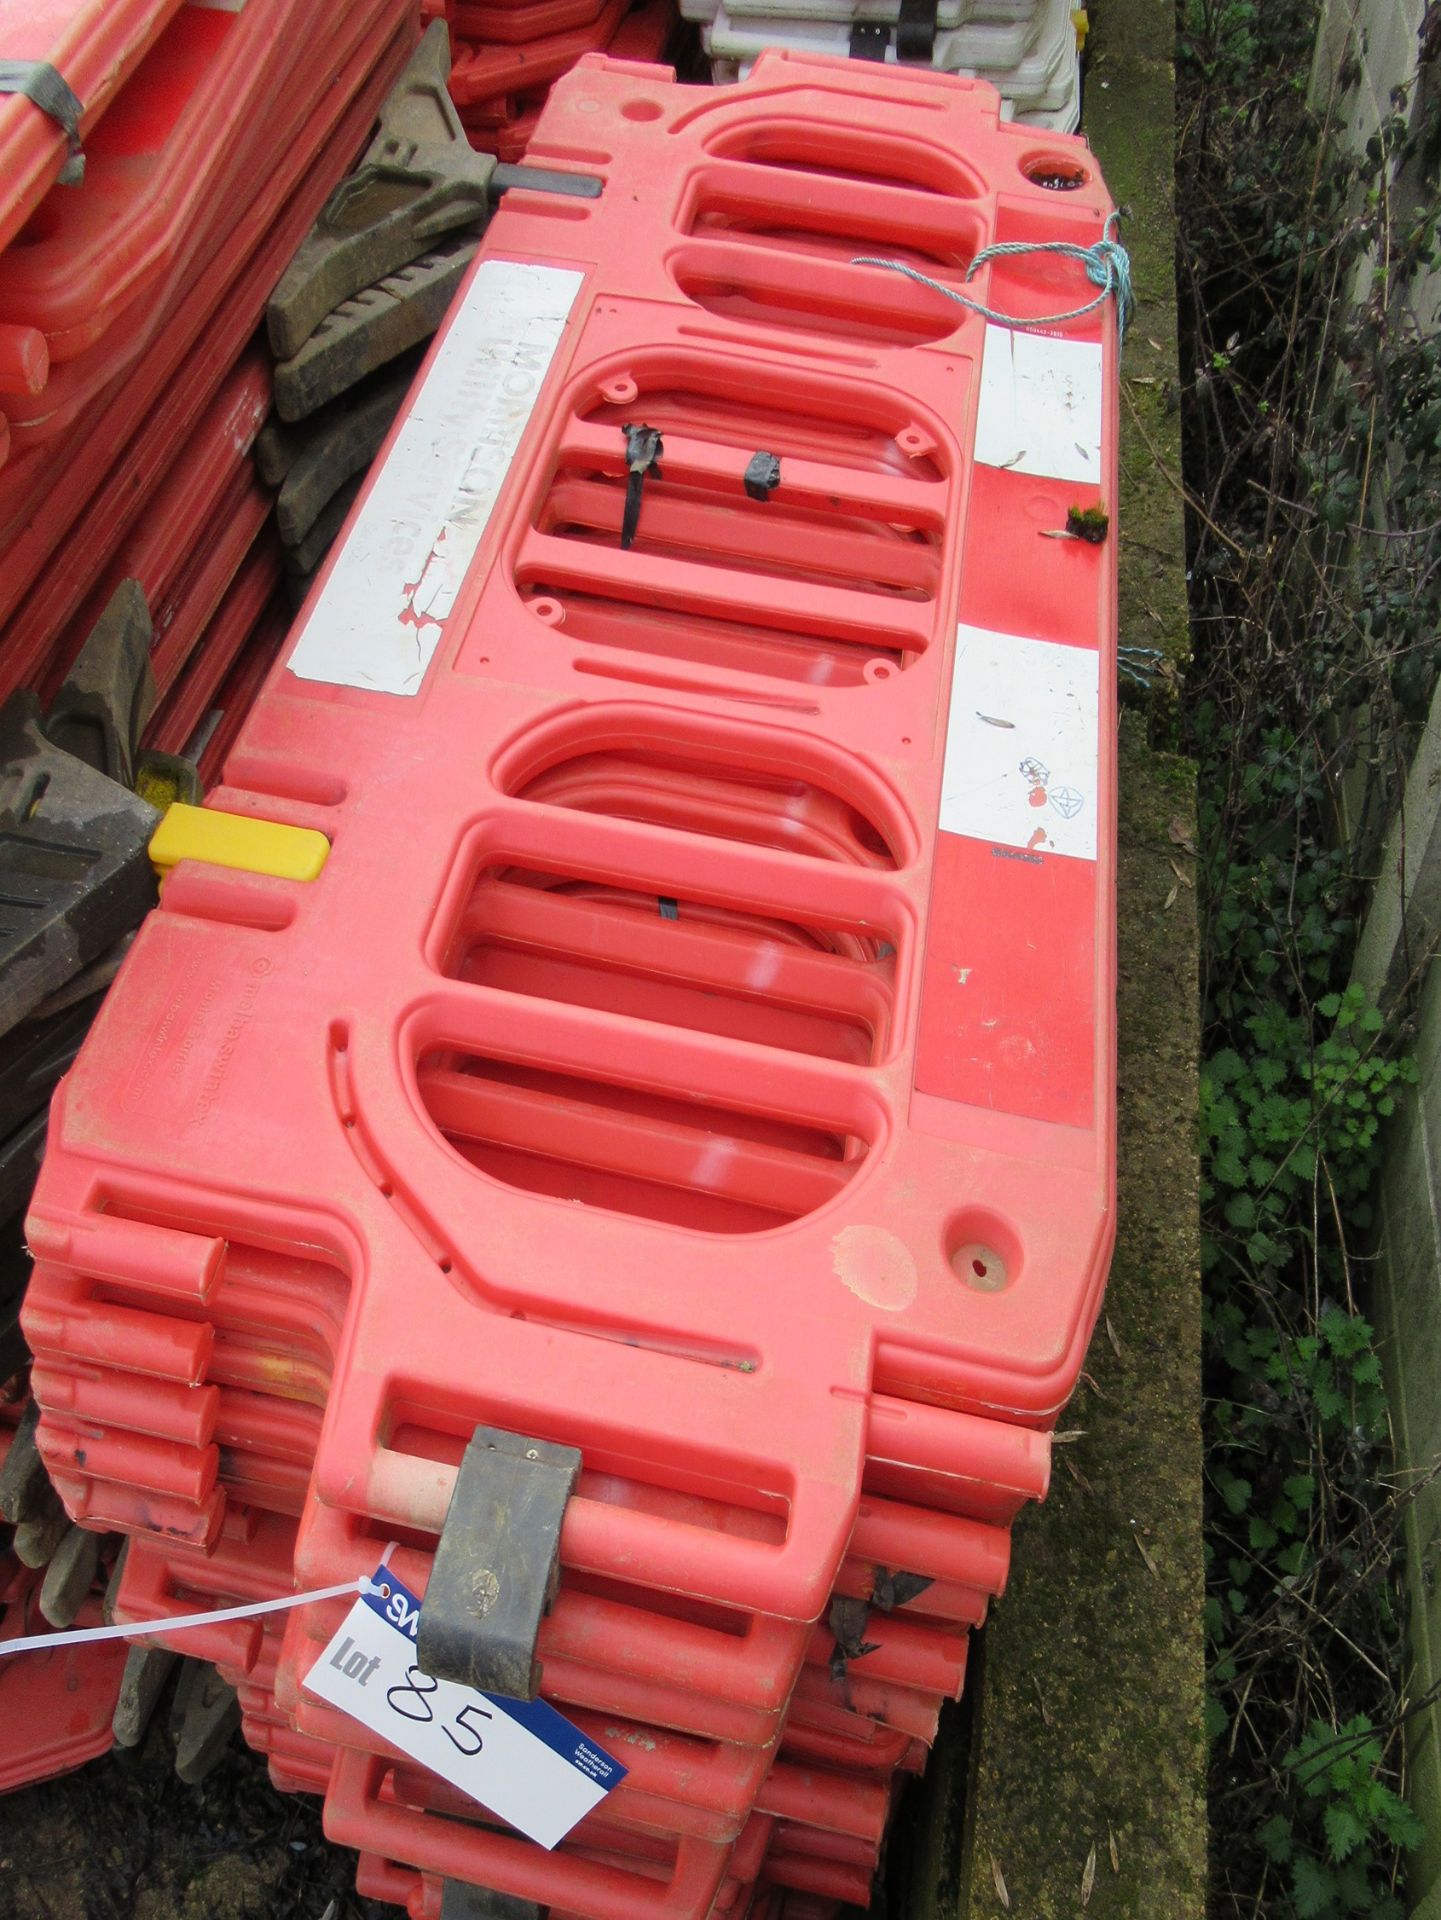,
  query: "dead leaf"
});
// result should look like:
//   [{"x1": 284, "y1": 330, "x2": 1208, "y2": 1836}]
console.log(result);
[
  {"x1": 1081, "y1": 1843, "x2": 1097, "y2": 1907},
  {"x1": 1167, "y1": 815, "x2": 1197, "y2": 856},
  {"x1": 1108, "y1": 1824, "x2": 1120, "y2": 1873},
  {"x1": 1147, "y1": 336, "x2": 1163, "y2": 351},
  {"x1": 1052, "y1": 1428, "x2": 1087, "y2": 1444},
  {"x1": 1080, "y1": 1369, "x2": 1108, "y2": 1400},
  {"x1": 1169, "y1": 857, "x2": 1195, "y2": 888},
  {"x1": 1105, "y1": 1313, "x2": 1124, "y2": 1360},
  {"x1": 1132, "y1": 1525, "x2": 1160, "y2": 1578},
  {"x1": 1064, "y1": 1455, "x2": 1096, "y2": 1496},
  {"x1": 1031, "y1": 1675, "x2": 1053, "y2": 1727},
  {"x1": 990, "y1": 1850, "x2": 1010, "y2": 1911},
  {"x1": 1164, "y1": 882, "x2": 1179, "y2": 911}
]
